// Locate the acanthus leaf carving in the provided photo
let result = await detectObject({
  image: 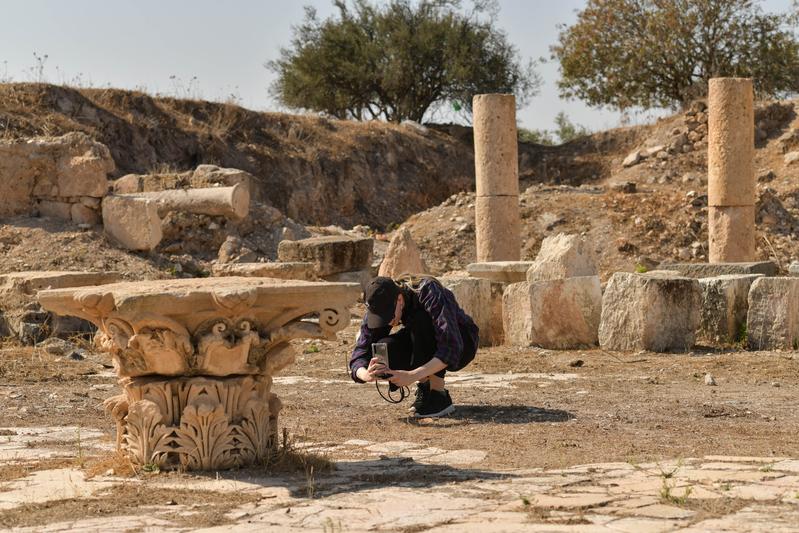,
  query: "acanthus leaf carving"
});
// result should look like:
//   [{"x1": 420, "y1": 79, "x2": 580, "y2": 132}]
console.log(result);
[
  {"x1": 173, "y1": 398, "x2": 237, "y2": 470},
  {"x1": 124, "y1": 400, "x2": 173, "y2": 468}
]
